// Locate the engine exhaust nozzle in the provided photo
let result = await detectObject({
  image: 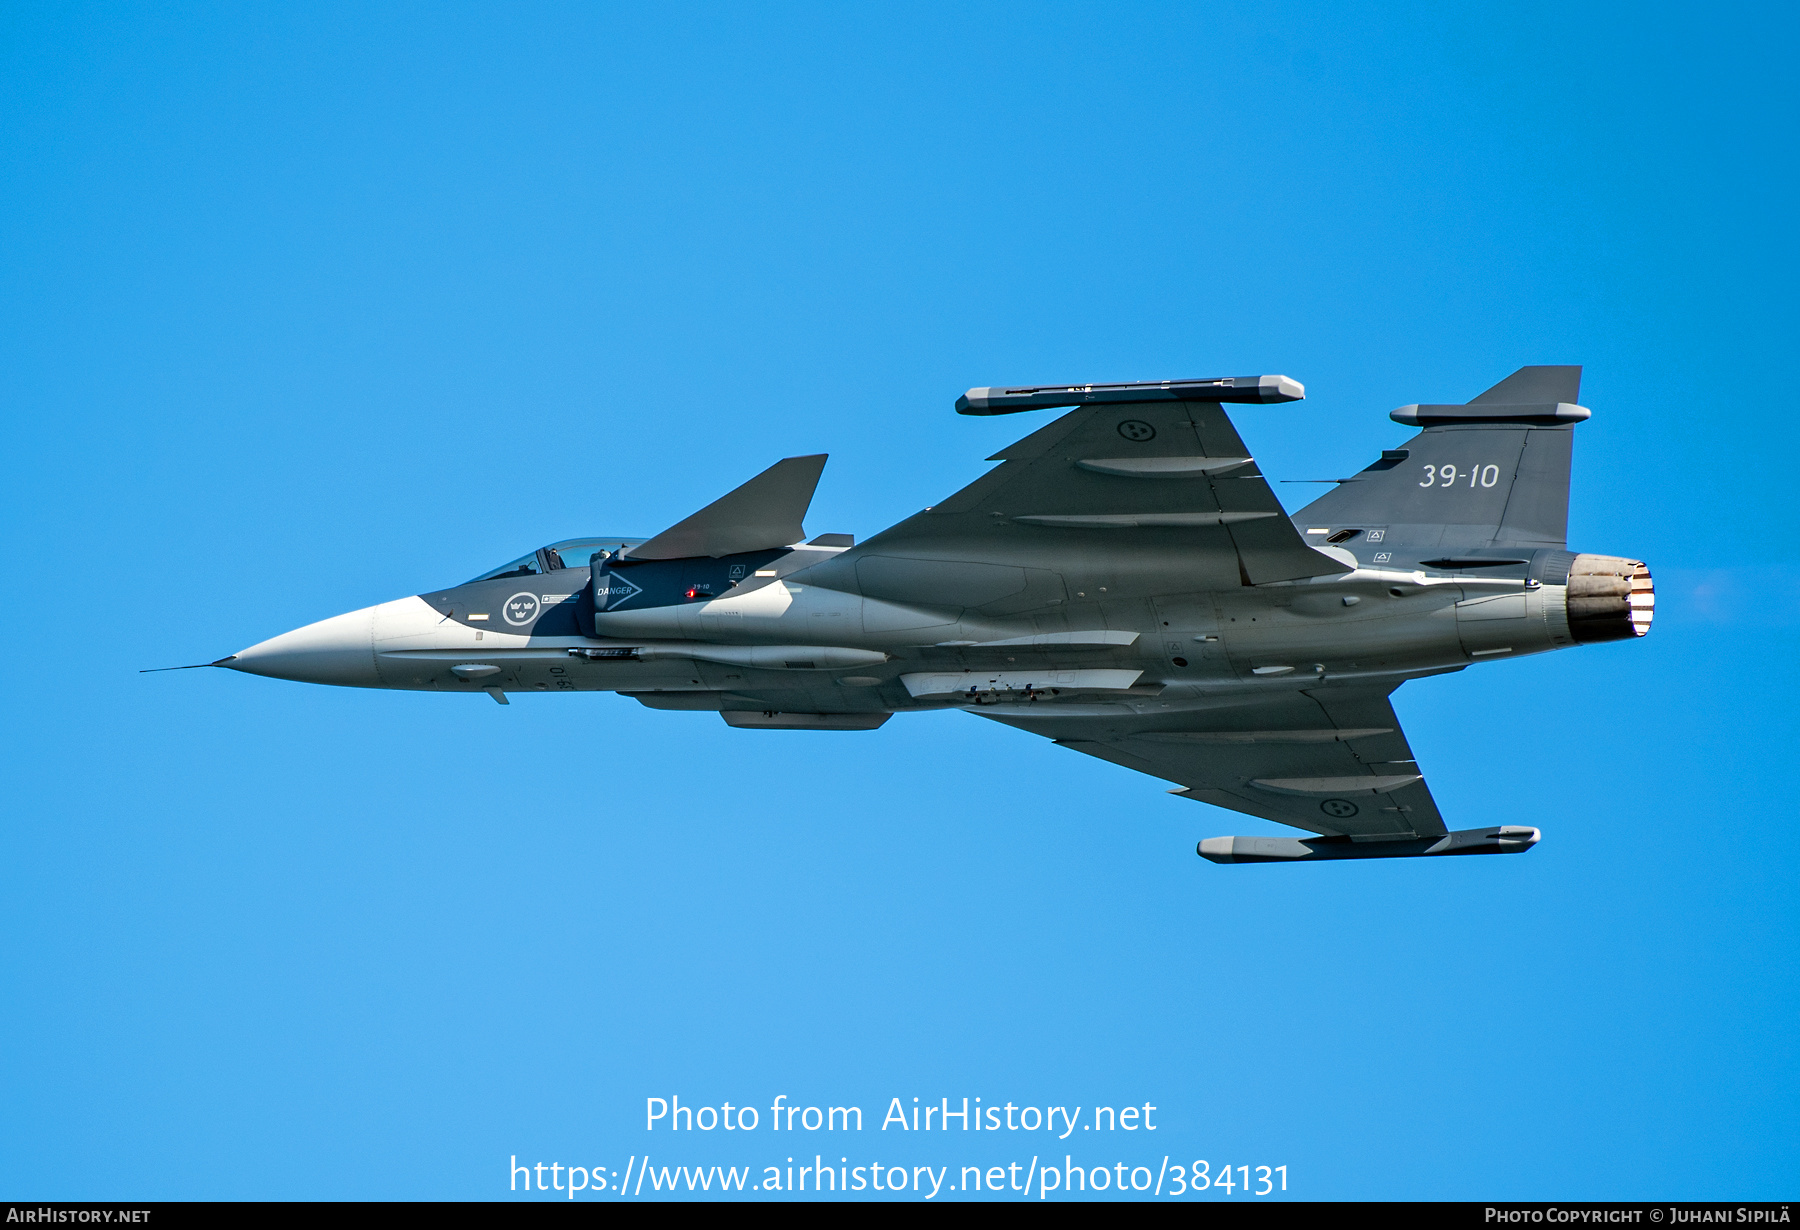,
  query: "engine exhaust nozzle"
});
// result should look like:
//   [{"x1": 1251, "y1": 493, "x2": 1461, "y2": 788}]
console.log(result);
[{"x1": 1567, "y1": 554, "x2": 1653, "y2": 644}]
